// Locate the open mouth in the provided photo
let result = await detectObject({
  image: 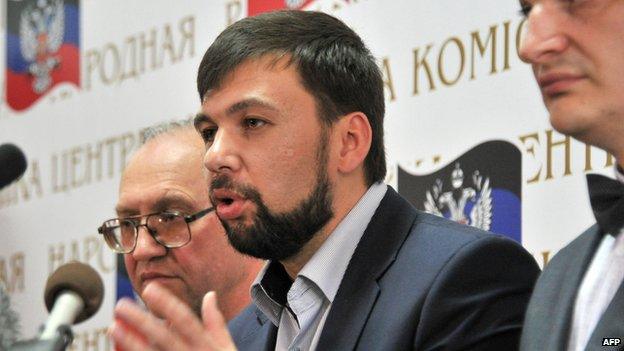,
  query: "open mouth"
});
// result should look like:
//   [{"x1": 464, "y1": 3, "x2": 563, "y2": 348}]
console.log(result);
[
  {"x1": 211, "y1": 189, "x2": 246, "y2": 220},
  {"x1": 213, "y1": 191, "x2": 237, "y2": 206}
]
